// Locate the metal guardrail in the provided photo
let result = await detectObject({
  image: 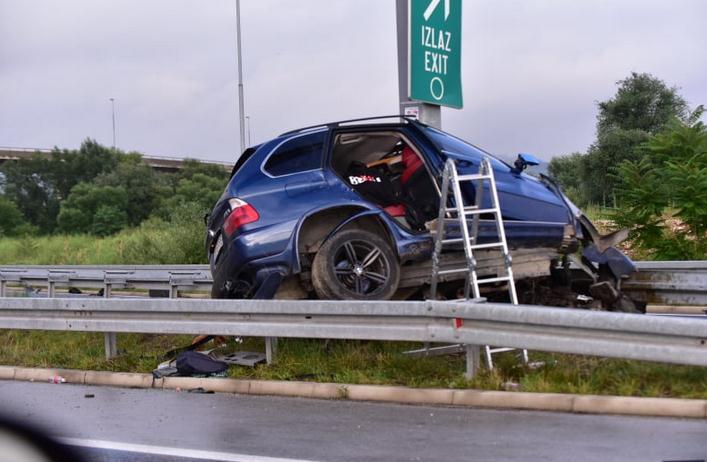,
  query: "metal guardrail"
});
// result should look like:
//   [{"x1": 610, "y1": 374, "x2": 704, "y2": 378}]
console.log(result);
[
  {"x1": 2, "y1": 261, "x2": 705, "y2": 306},
  {"x1": 0, "y1": 297, "x2": 705, "y2": 378},
  {"x1": 0, "y1": 265, "x2": 212, "y2": 297},
  {"x1": 1, "y1": 262, "x2": 704, "y2": 376},
  {"x1": 624, "y1": 261, "x2": 707, "y2": 307}
]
